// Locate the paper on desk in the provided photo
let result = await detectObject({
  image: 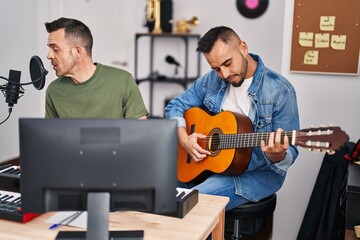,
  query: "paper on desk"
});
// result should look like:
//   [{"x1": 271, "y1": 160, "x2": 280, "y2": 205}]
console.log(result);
[{"x1": 46, "y1": 211, "x2": 87, "y2": 229}]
